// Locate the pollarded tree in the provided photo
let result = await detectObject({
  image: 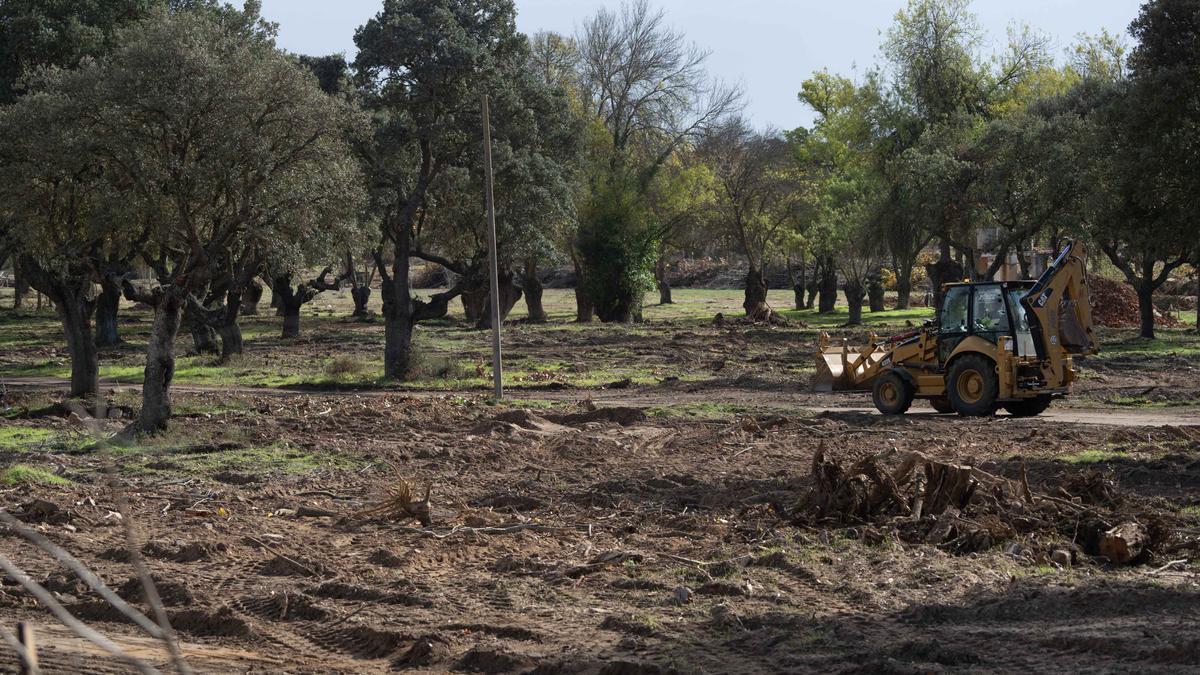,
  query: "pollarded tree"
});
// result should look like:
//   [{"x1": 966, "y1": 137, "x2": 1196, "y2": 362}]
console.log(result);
[
  {"x1": 354, "y1": 0, "x2": 565, "y2": 377},
  {"x1": 54, "y1": 9, "x2": 363, "y2": 432},
  {"x1": 576, "y1": 0, "x2": 740, "y2": 322},
  {"x1": 701, "y1": 119, "x2": 797, "y2": 319}
]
